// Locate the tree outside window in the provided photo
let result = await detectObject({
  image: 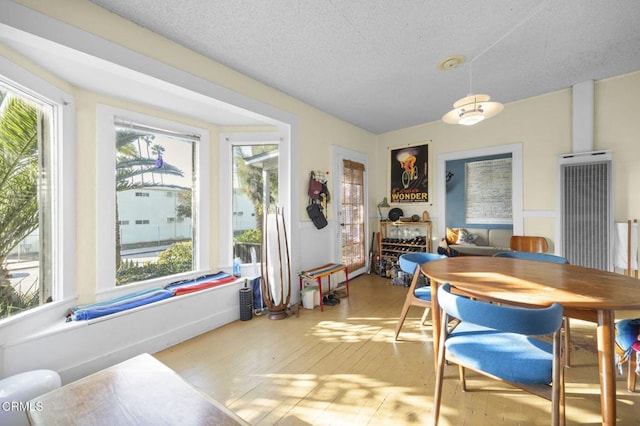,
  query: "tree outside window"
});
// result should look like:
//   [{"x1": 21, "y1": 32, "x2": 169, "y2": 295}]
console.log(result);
[
  {"x1": 114, "y1": 125, "x2": 197, "y2": 286},
  {"x1": 232, "y1": 144, "x2": 278, "y2": 264},
  {"x1": 0, "y1": 88, "x2": 49, "y2": 318}
]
